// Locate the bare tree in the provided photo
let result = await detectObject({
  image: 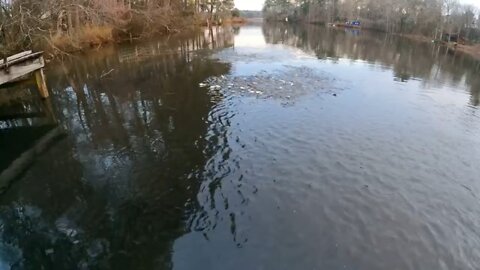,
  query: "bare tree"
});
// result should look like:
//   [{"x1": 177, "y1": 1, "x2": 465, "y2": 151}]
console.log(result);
[
  {"x1": 263, "y1": 0, "x2": 480, "y2": 43},
  {"x1": 0, "y1": 0, "x2": 237, "y2": 56}
]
